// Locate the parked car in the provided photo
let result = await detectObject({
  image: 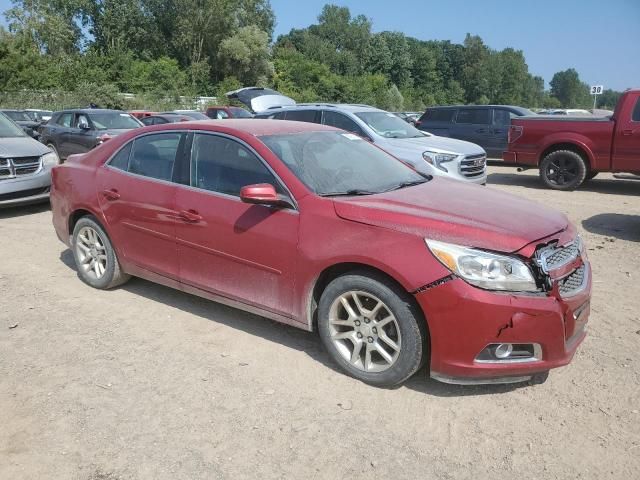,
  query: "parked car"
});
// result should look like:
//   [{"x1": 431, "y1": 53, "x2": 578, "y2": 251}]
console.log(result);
[
  {"x1": 255, "y1": 104, "x2": 487, "y2": 184},
  {"x1": 415, "y1": 105, "x2": 535, "y2": 158},
  {"x1": 39, "y1": 109, "x2": 143, "y2": 161},
  {"x1": 160, "y1": 110, "x2": 210, "y2": 120},
  {"x1": 50, "y1": 119, "x2": 590, "y2": 387},
  {"x1": 503, "y1": 88, "x2": 640, "y2": 190},
  {"x1": 0, "y1": 112, "x2": 59, "y2": 207},
  {"x1": 25, "y1": 109, "x2": 53, "y2": 123},
  {"x1": 205, "y1": 106, "x2": 253, "y2": 119},
  {"x1": 0, "y1": 109, "x2": 42, "y2": 139},
  {"x1": 393, "y1": 112, "x2": 421, "y2": 125},
  {"x1": 141, "y1": 114, "x2": 192, "y2": 126},
  {"x1": 129, "y1": 110, "x2": 157, "y2": 120}
]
